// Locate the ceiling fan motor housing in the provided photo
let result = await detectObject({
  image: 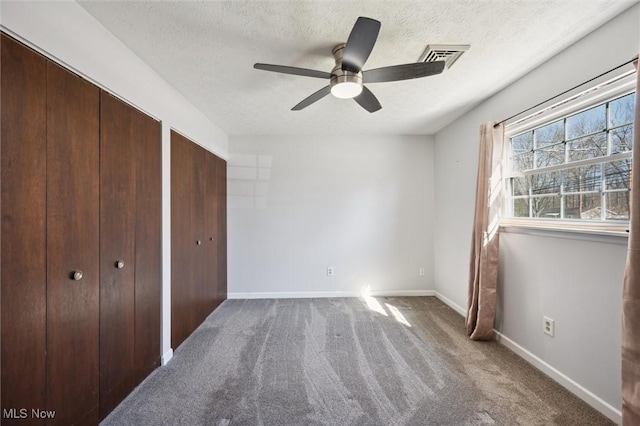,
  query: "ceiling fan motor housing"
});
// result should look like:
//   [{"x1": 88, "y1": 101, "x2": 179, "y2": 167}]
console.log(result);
[{"x1": 330, "y1": 44, "x2": 363, "y2": 98}]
